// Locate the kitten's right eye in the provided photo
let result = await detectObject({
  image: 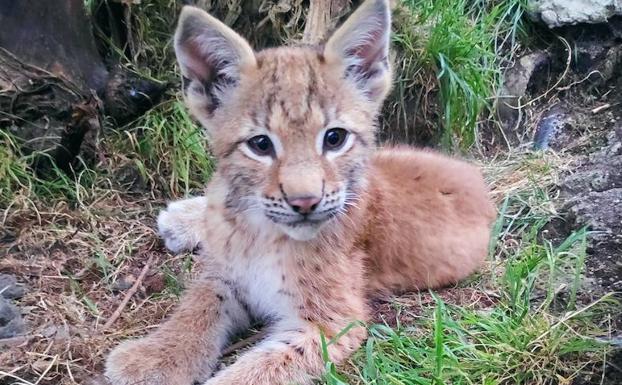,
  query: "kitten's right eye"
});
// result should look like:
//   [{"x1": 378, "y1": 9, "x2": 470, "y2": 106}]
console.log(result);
[
  {"x1": 247, "y1": 135, "x2": 274, "y2": 157},
  {"x1": 323, "y1": 128, "x2": 349, "y2": 152}
]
